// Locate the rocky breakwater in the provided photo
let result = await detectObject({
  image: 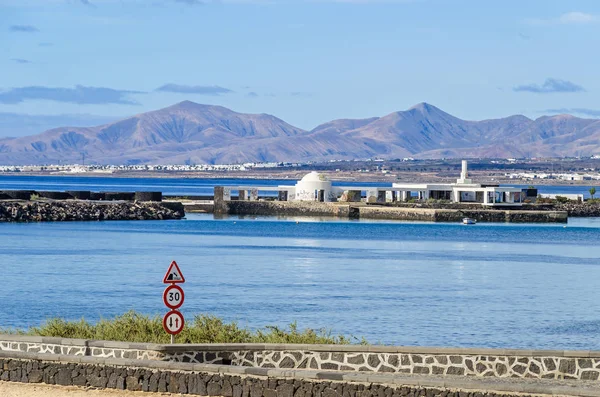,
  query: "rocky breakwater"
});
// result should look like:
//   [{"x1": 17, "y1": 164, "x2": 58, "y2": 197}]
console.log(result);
[
  {"x1": 551, "y1": 202, "x2": 600, "y2": 217},
  {"x1": 0, "y1": 201, "x2": 184, "y2": 222}
]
